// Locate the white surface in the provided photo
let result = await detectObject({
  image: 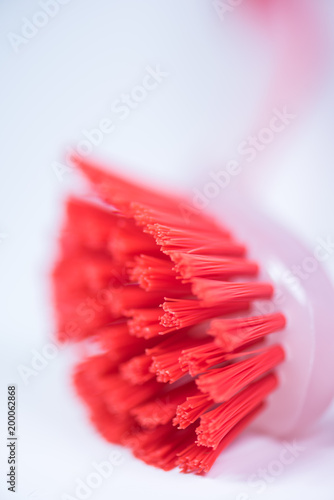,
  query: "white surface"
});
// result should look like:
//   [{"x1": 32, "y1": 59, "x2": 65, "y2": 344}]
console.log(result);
[{"x1": 1, "y1": 1, "x2": 334, "y2": 499}]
